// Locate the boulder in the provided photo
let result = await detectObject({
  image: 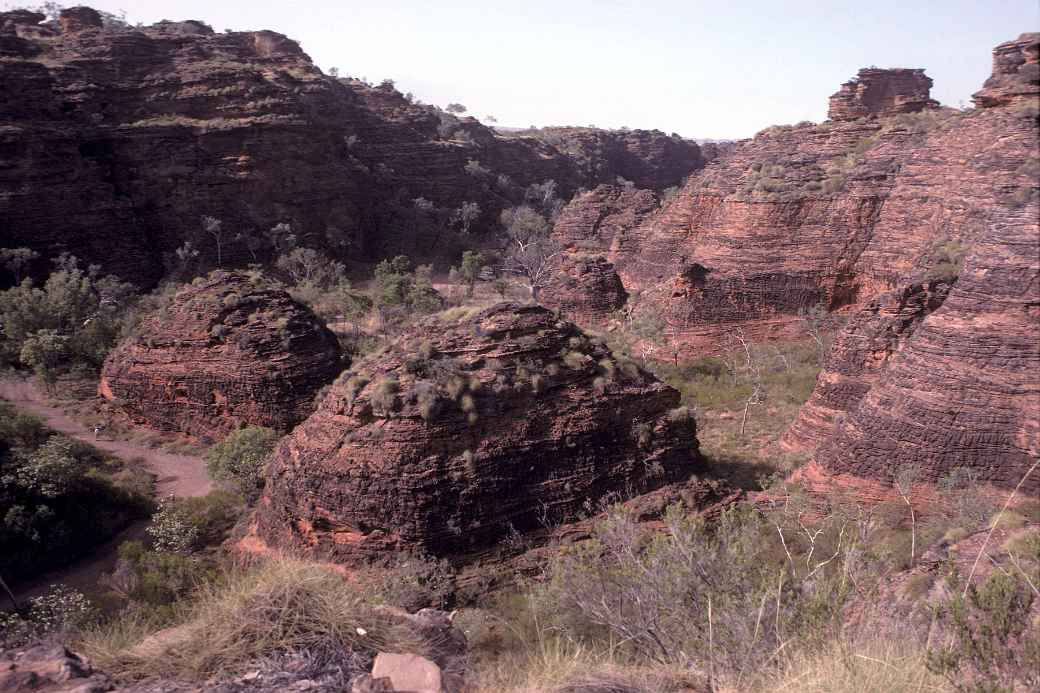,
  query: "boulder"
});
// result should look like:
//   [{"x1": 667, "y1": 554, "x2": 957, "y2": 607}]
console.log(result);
[
  {"x1": 99, "y1": 271, "x2": 343, "y2": 440},
  {"x1": 255, "y1": 303, "x2": 704, "y2": 563}
]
